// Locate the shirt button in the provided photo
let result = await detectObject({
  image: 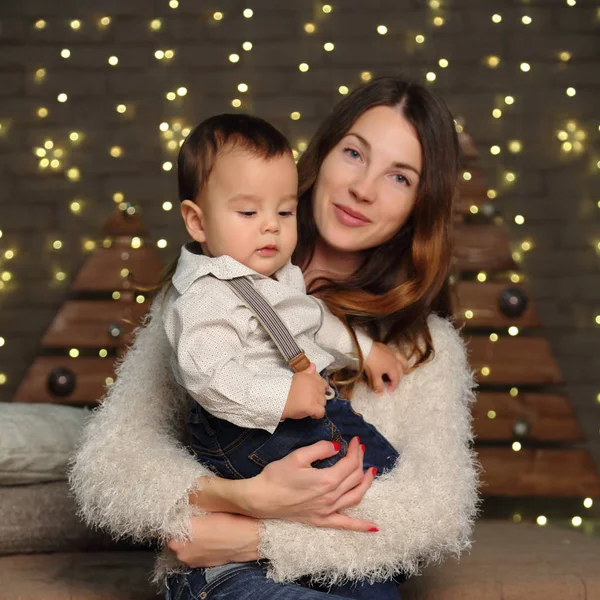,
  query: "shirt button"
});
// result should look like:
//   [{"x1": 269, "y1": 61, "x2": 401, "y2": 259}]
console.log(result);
[{"x1": 200, "y1": 593, "x2": 207, "y2": 599}]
